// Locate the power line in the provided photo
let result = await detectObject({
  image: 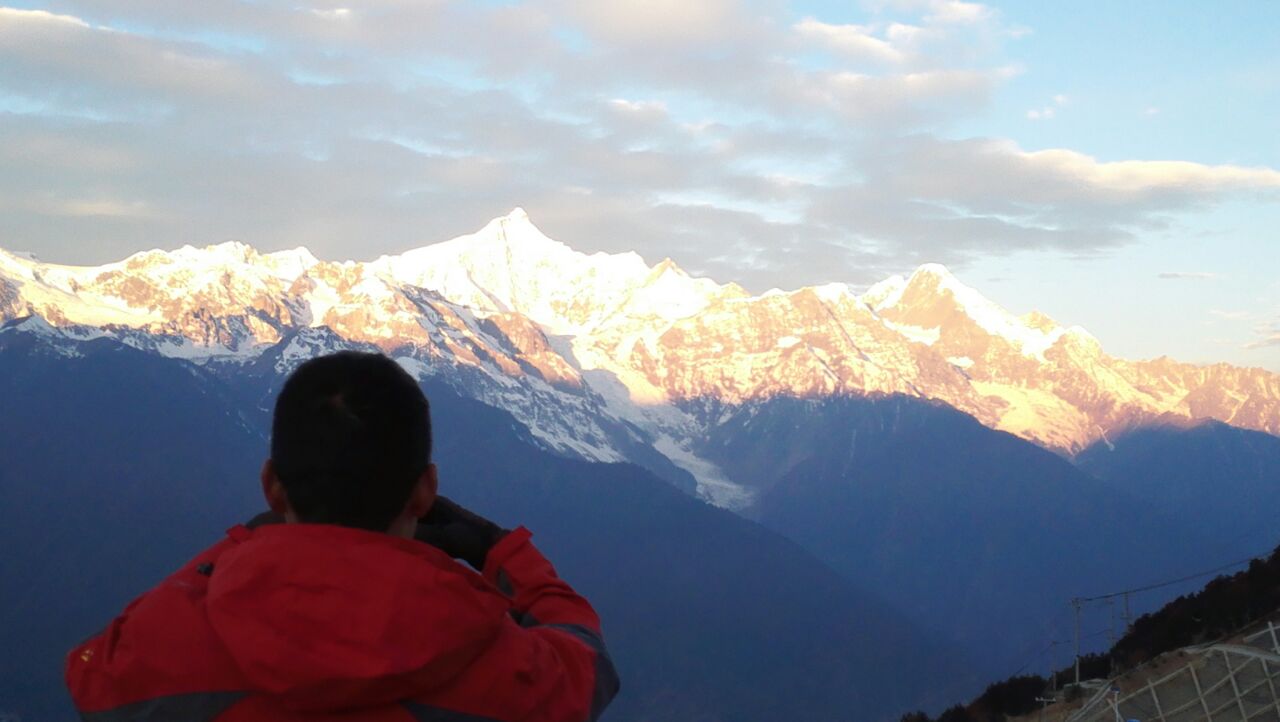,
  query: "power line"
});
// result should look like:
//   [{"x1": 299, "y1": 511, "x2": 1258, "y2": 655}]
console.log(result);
[
  {"x1": 1010, "y1": 636, "x2": 1069, "y2": 677},
  {"x1": 1004, "y1": 605, "x2": 1071, "y2": 678},
  {"x1": 1076, "y1": 551, "x2": 1268, "y2": 604},
  {"x1": 998, "y1": 547, "x2": 1275, "y2": 696},
  {"x1": 1065, "y1": 547, "x2": 1274, "y2": 687}
]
